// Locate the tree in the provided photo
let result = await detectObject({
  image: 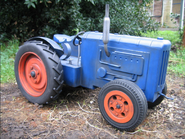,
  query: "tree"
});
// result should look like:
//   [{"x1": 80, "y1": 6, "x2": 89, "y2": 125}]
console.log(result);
[{"x1": 0, "y1": 0, "x2": 159, "y2": 41}]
